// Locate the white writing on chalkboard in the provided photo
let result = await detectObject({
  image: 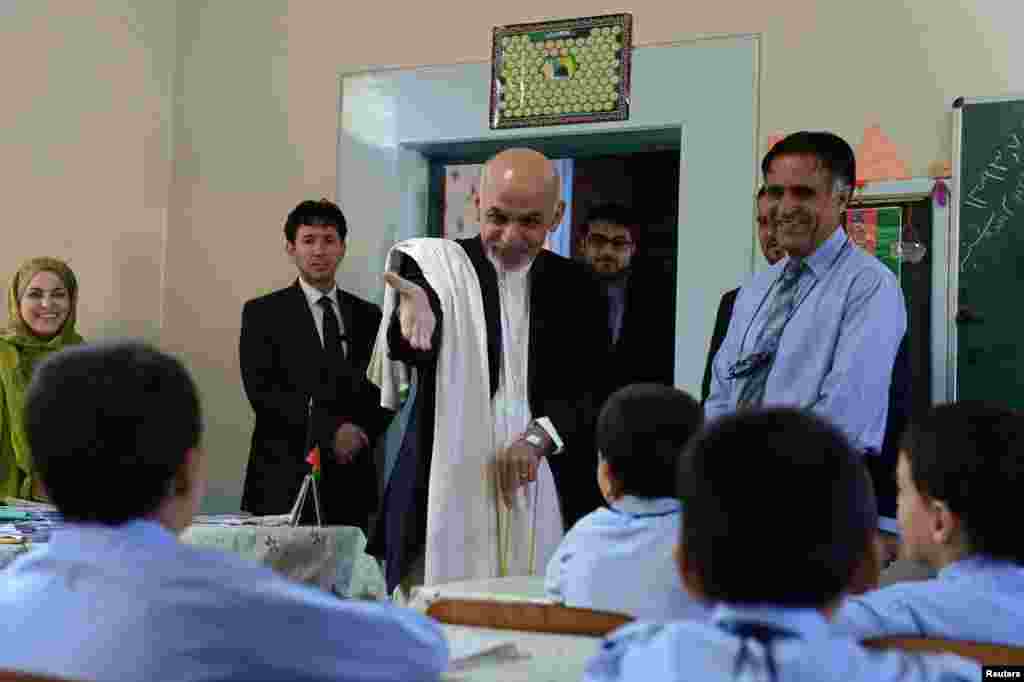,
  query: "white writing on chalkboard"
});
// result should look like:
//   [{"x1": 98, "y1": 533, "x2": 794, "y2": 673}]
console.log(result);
[{"x1": 961, "y1": 125, "x2": 1024, "y2": 271}]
